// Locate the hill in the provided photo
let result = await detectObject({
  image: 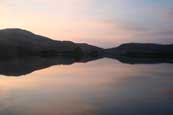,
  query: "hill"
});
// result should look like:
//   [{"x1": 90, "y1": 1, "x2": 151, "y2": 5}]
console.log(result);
[{"x1": 0, "y1": 28, "x2": 103, "y2": 58}]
